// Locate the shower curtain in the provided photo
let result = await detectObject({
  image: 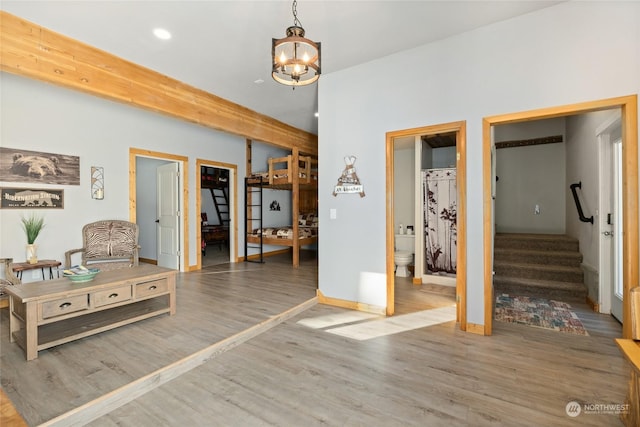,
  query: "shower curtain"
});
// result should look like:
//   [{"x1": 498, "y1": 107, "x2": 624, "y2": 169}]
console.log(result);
[{"x1": 422, "y1": 168, "x2": 457, "y2": 274}]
